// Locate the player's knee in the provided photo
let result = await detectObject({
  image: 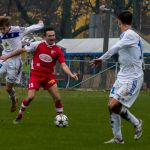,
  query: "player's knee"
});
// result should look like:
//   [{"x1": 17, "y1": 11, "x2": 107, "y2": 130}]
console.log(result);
[
  {"x1": 108, "y1": 104, "x2": 121, "y2": 114},
  {"x1": 108, "y1": 103, "x2": 114, "y2": 112}
]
